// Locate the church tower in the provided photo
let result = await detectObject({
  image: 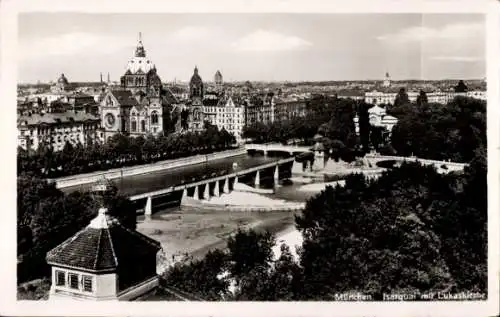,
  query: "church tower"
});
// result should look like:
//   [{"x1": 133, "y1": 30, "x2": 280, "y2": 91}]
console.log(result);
[
  {"x1": 190, "y1": 66, "x2": 204, "y2": 100},
  {"x1": 383, "y1": 72, "x2": 391, "y2": 88},
  {"x1": 189, "y1": 66, "x2": 204, "y2": 131},
  {"x1": 214, "y1": 70, "x2": 223, "y2": 91}
]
